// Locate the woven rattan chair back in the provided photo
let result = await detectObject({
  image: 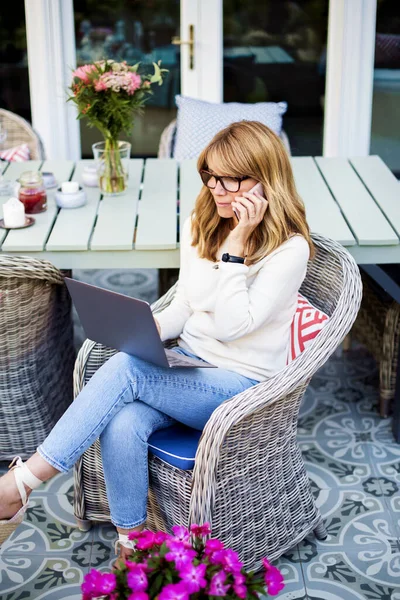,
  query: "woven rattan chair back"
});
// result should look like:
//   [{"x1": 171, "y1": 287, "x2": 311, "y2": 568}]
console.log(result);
[
  {"x1": 73, "y1": 234, "x2": 362, "y2": 570},
  {"x1": 157, "y1": 118, "x2": 291, "y2": 158},
  {"x1": 0, "y1": 256, "x2": 74, "y2": 459},
  {"x1": 0, "y1": 108, "x2": 45, "y2": 160}
]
